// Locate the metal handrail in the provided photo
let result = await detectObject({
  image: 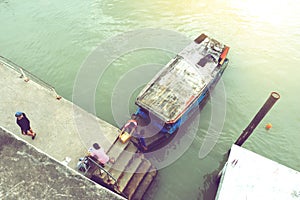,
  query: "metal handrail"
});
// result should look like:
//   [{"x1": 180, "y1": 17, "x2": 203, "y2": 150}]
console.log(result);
[
  {"x1": 87, "y1": 157, "x2": 128, "y2": 198},
  {"x1": 0, "y1": 55, "x2": 61, "y2": 99},
  {"x1": 87, "y1": 157, "x2": 117, "y2": 183}
]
